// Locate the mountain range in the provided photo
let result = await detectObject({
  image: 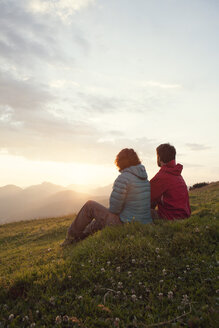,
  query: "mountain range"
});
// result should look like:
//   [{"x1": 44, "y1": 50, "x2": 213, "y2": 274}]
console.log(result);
[{"x1": 0, "y1": 182, "x2": 112, "y2": 224}]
